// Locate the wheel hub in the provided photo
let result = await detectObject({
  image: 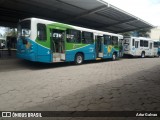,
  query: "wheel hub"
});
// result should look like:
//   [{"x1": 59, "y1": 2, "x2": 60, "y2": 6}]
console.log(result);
[{"x1": 77, "y1": 56, "x2": 82, "y2": 63}]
